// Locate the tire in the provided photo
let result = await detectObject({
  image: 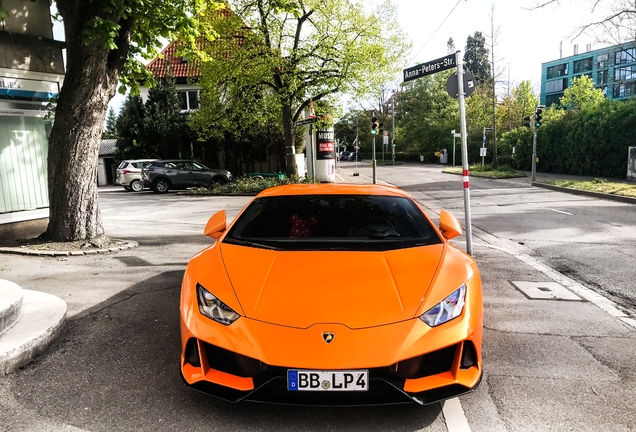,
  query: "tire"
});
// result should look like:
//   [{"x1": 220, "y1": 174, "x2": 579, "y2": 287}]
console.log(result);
[
  {"x1": 252, "y1": 175, "x2": 265, "y2": 180},
  {"x1": 153, "y1": 178, "x2": 170, "y2": 194},
  {"x1": 130, "y1": 179, "x2": 144, "y2": 192}
]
